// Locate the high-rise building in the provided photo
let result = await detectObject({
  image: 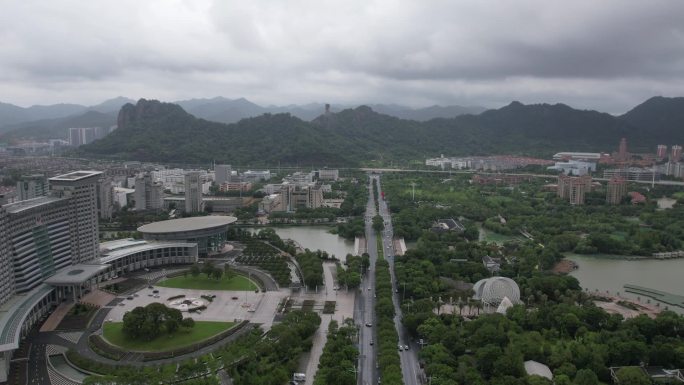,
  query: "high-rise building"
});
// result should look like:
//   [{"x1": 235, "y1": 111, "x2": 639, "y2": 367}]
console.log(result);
[
  {"x1": 184, "y1": 172, "x2": 203, "y2": 213},
  {"x1": 16, "y1": 174, "x2": 48, "y2": 201},
  {"x1": 2, "y1": 197, "x2": 72, "y2": 294},
  {"x1": 0, "y1": 207, "x2": 11, "y2": 305},
  {"x1": 0, "y1": 171, "x2": 204, "y2": 382},
  {"x1": 49, "y1": 171, "x2": 102, "y2": 263},
  {"x1": 606, "y1": 177, "x2": 627, "y2": 205},
  {"x1": 68, "y1": 127, "x2": 105, "y2": 146},
  {"x1": 214, "y1": 164, "x2": 232, "y2": 185},
  {"x1": 558, "y1": 174, "x2": 591, "y2": 205},
  {"x1": 672, "y1": 145, "x2": 683, "y2": 161},
  {"x1": 134, "y1": 172, "x2": 164, "y2": 211},
  {"x1": 96, "y1": 177, "x2": 113, "y2": 220},
  {"x1": 617, "y1": 137, "x2": 628, "y2": 161},
  {"x1": 656, "y1": 145, "x2": 668, "y2": 159}
]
